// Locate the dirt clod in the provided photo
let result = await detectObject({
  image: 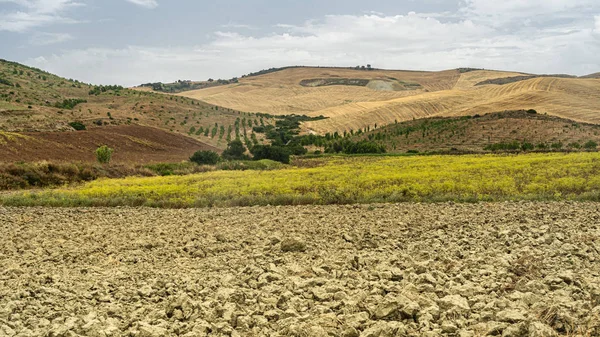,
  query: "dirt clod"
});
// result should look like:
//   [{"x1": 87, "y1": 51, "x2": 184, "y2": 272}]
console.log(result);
[{"x1": 1, "y1": 203, "x2": 599, "y2": 336}]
